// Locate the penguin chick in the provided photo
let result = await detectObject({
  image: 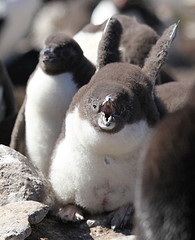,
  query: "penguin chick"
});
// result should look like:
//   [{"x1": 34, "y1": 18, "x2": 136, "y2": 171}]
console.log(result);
[
  {"x1": 156, "y1": 80, "x2": 194, "y2": 113},
  {"x1": 10, "y1": 33, "x2": 96, "y2": 176},
  {"x1": 74, "y1": 14, "x2": 158, "y2": 67},
  {"x1": 135, "y1": 84, "x2": 195, "y2": 240},
  {"x1": 49, "y1": 21, "x2": 177, "y2": 229},
  {"x1": 49, "y1": 63, "x2": 160, "y2": 229},
  {"x1": 74, "y1": 14, "x2": 176, "y2": 84}
]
